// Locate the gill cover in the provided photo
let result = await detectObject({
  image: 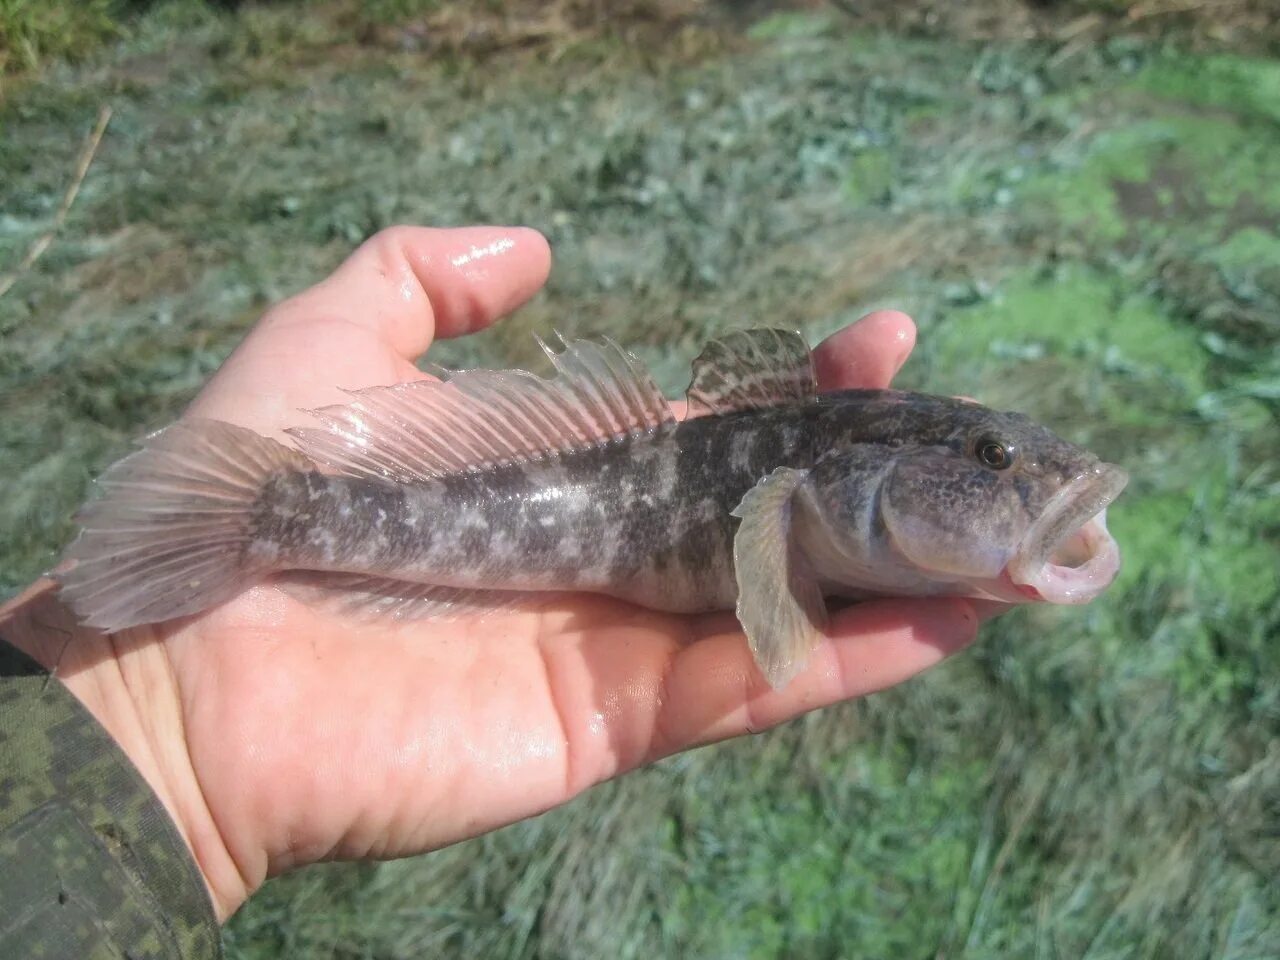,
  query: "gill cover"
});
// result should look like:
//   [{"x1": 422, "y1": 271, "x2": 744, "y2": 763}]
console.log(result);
[{"x1": 879, "y1": 451, "x2": 1022, "y2": 581}]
